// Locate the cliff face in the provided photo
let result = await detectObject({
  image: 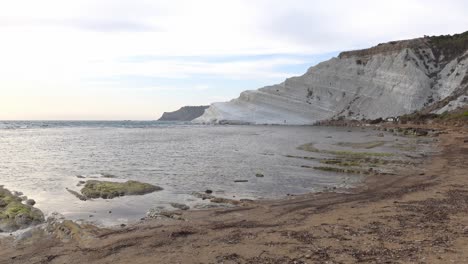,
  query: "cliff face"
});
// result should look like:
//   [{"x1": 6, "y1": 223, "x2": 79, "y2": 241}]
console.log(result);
[
  {"x1": 158, "y1": 106, "x2": 209, "y2": 121},
  {"x1": 195, "y1": 32, "x2": 468, "y2": 124}
]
